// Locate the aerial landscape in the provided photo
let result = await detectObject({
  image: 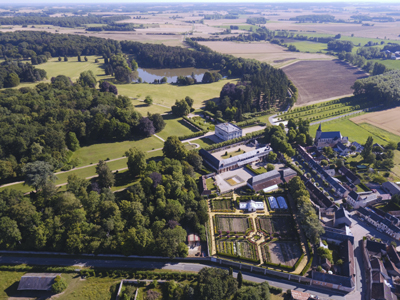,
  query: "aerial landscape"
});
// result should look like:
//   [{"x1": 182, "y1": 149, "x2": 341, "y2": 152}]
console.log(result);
[{"x1": 1, "y1": 1, "x2": 400, "y2": 300}]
